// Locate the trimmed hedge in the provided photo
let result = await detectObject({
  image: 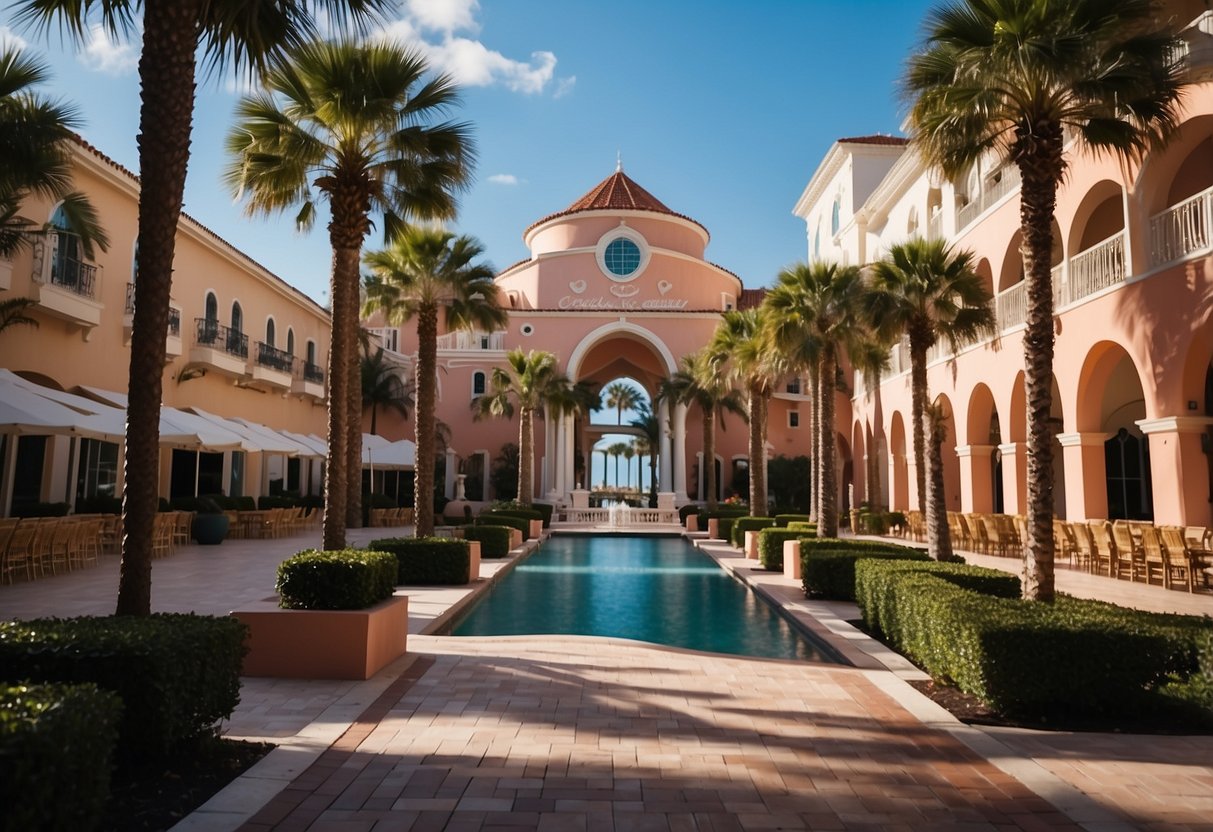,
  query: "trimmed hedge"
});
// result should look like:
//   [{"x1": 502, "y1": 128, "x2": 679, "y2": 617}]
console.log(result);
[
  {"x1": 854, "y1": 559, "x2": 1207, "y2": 717},
  {"x1": 275, "y1": 549, "x2": 397, "y2": 611},
  {"x1": 369, "y1": 537, "x2": 472, "y2": 585},
  {"x1": 756, "y1": 528, "x2": 811, "y2": 571},
  {"x1": 800, "y1": 539, "x2": 932, "y2": 600},
  {"x1": 1, "y1": 682, "x2": 121, "y2": 832},
  {"x1": 463, "y1": 524, "x2": 513, "y2": 557},
  {"x1": 484, "y1": 507, "x2": 542, "y2": 526},
  {"x1": 531, "y1": 502, "x2": 555, "y2": 528},
  {"x1": 715, "y1": 516, "x2": 738, "y2": 543},
  {"x1": 476, "y1": 512, "x2": 529, "y2": 540},
  {"x1": 0, "y1": 614, "x2": 246, "y2": 757},
  {"x1": 774, "y1": 514, "x2": 812, "y2": 527},
  {"x1": 786, "y1": 521, "x2": 817, "y2": 534},
  {"x1": 729, "y1": 516, "x2": 776, "y2": 548}
]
